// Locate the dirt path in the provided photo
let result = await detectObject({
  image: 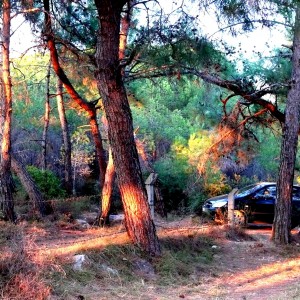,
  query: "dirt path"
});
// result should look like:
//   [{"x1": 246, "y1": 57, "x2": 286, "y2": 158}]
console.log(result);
[
  {"x1": 180, "y1": 227, "x2": 300, "y2": 300},
  {"x1": 207, "y1": 229, "x2": 300, "y2": 299}
]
